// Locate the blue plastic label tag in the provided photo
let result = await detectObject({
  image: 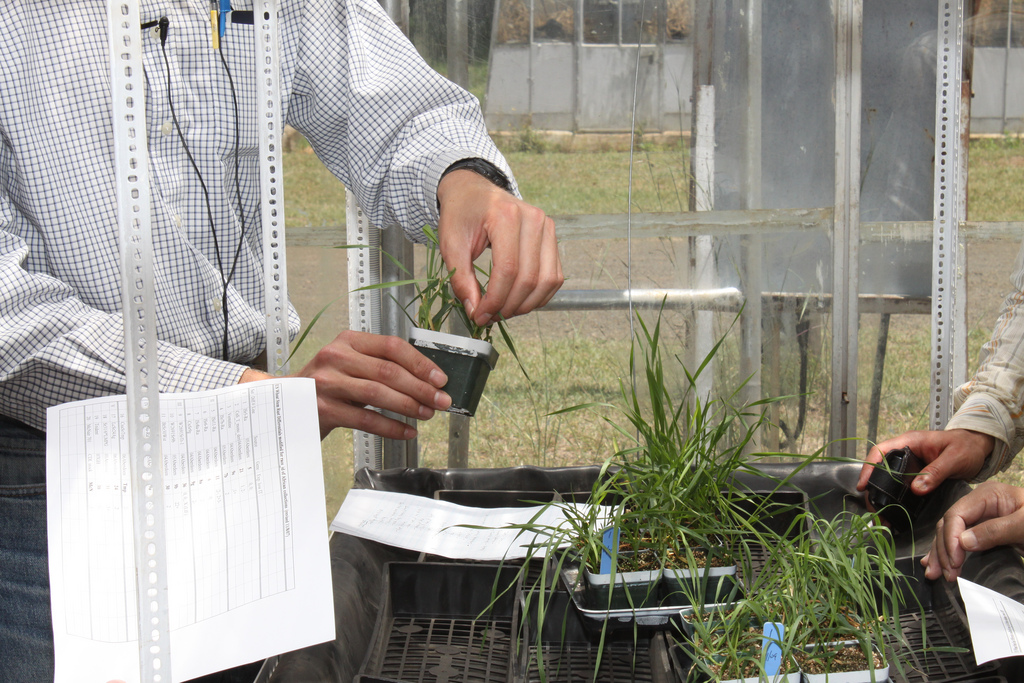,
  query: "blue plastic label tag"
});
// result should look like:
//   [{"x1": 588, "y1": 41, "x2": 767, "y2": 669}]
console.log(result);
[
  {"x1": 762, "y1": 622, "x2": 784, "y2": 677},
  {"x1": 599, "y1": 527, "x2": 620, "y2": 574}
]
